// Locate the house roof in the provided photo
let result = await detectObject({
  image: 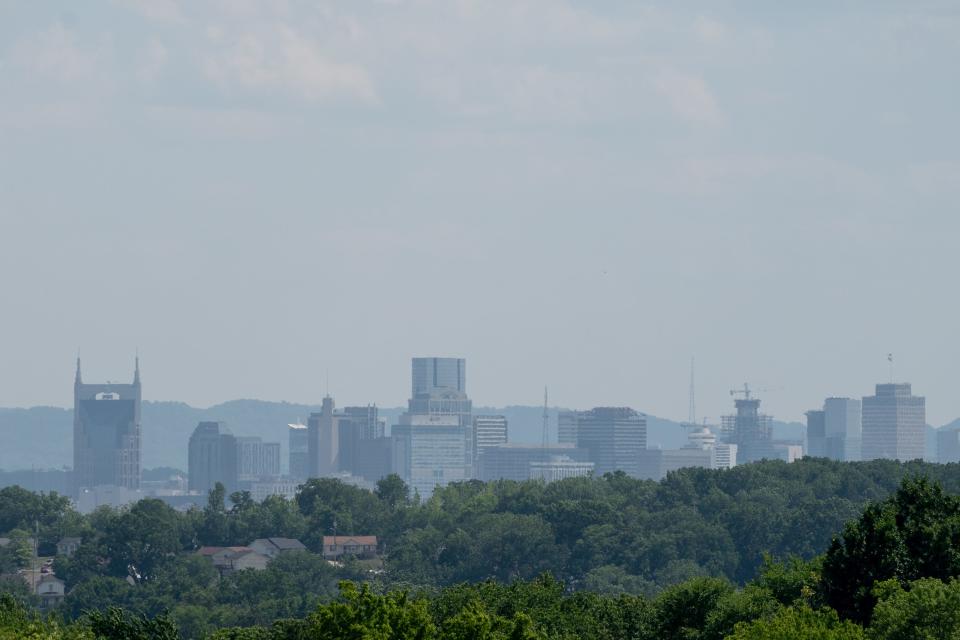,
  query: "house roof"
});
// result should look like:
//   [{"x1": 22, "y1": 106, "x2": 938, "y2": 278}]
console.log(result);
[
  {"x1": 323, "y1": 535, "x2": 378, "y2": 546},
  {"x1": 254, "y1": 537, "x2": 306, "y2": 551},
  {"x1": 196, "y1": 546, "x2": 224, "y2": 556}
]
